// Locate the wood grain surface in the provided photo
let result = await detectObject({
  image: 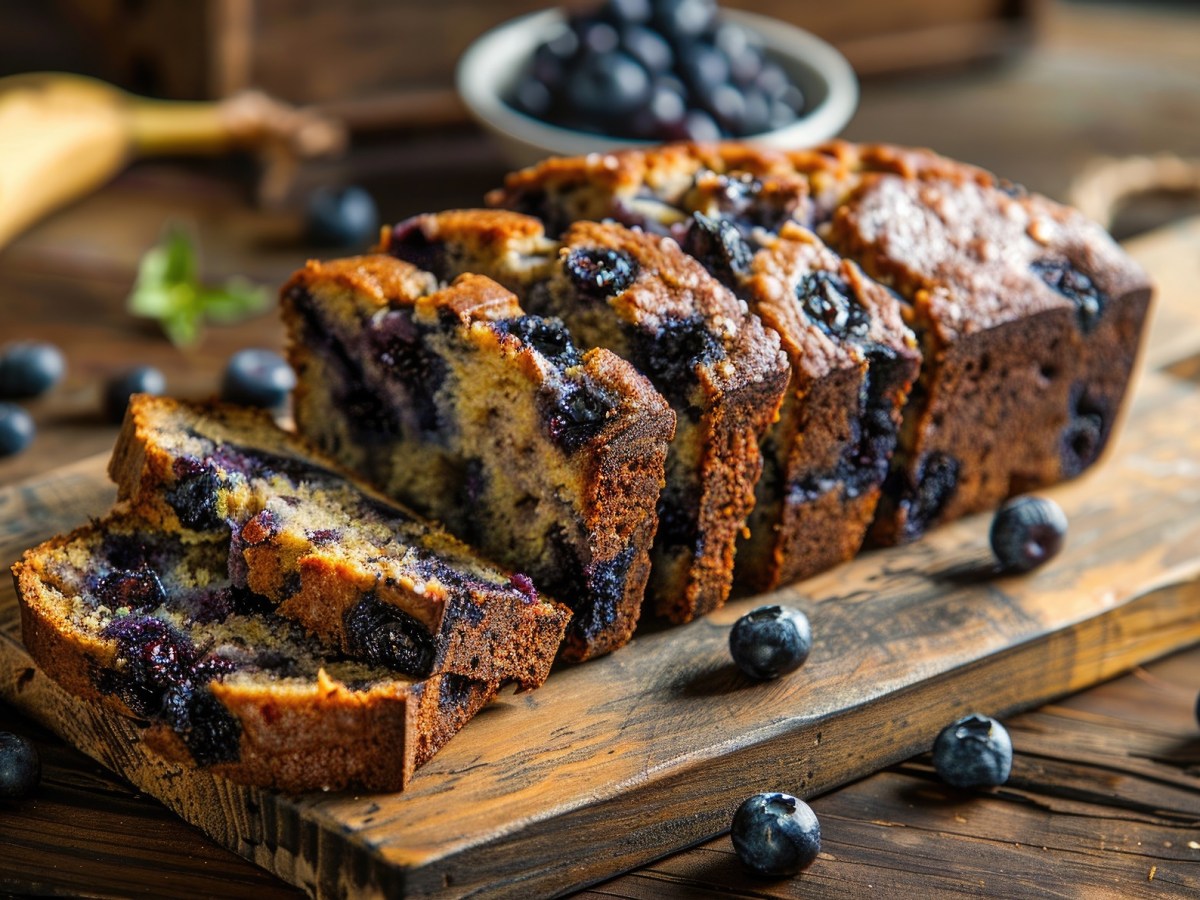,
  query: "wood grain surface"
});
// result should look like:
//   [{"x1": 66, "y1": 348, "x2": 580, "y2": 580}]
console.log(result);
[{"x1": 3, "y1": 339, "x2": 1200, "y2": 899}]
